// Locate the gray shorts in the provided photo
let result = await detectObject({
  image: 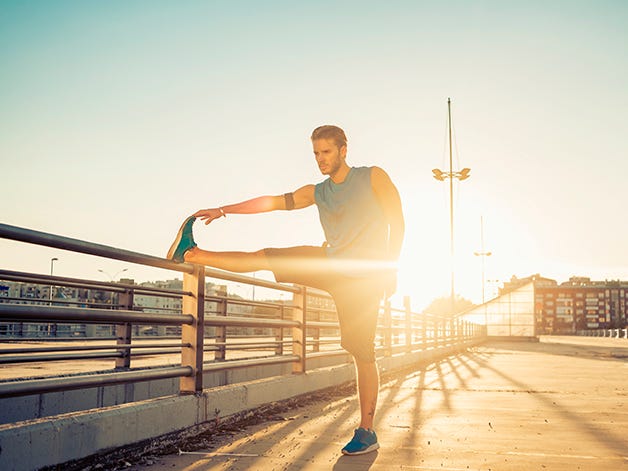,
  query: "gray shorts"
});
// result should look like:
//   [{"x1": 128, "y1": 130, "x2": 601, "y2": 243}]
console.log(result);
[{"x1": 264, "y1": 246, "x2": 386, "y2": 362}]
